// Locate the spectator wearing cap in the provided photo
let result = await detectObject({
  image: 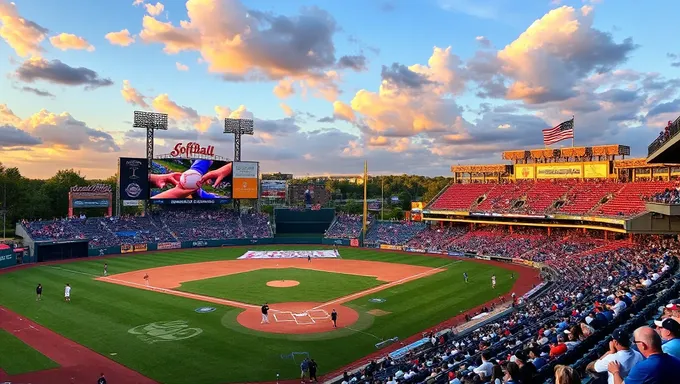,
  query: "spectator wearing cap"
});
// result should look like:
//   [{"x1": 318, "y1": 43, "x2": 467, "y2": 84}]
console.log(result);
[
  {"x1": 528, "y1": 348, "x2": 547, "y2": 370},
  {"x1": 587, "y1": 329, "x2": 643, "y2": 384},
  {"x1": 608, "y1": 326, "x2": 680, "y2": 384},
  {"x1": 667, "y1": 303, "x2": 680, "y2": 323},
  {"x1": 655, "y1": 318, "x2": 680, "y2": 359}
]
